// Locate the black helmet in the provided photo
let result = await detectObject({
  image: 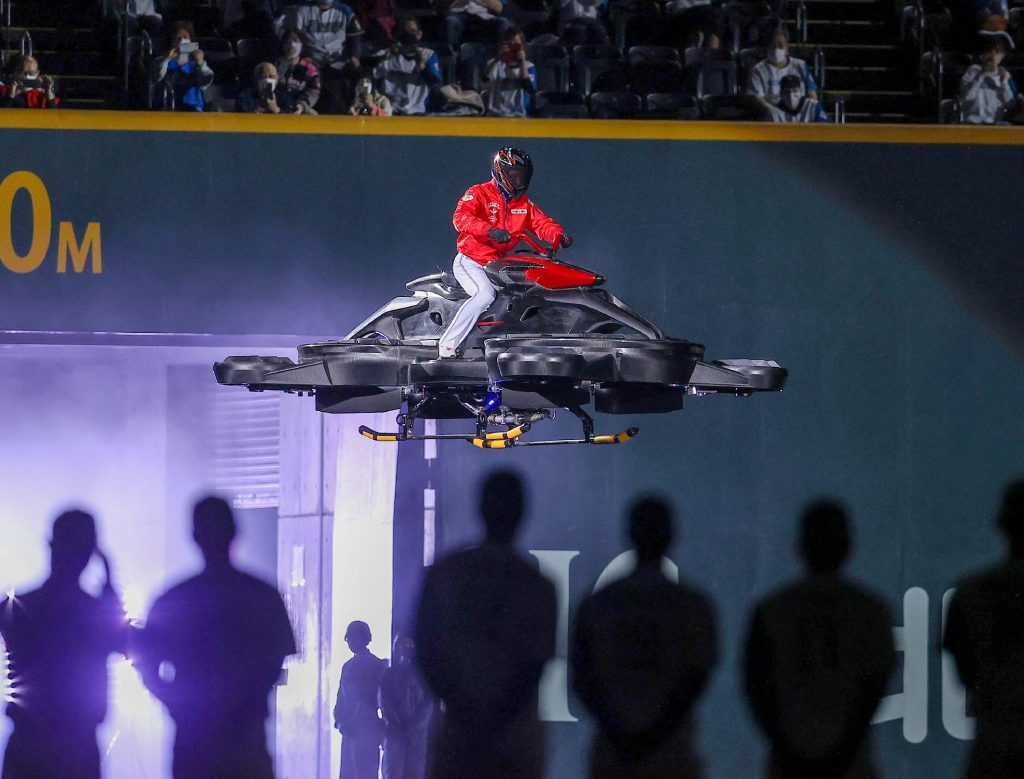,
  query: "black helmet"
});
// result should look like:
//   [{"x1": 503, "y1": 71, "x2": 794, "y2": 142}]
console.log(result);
[{"x1": 492, "y1": 147, "x2": 533, "y2": 198}]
